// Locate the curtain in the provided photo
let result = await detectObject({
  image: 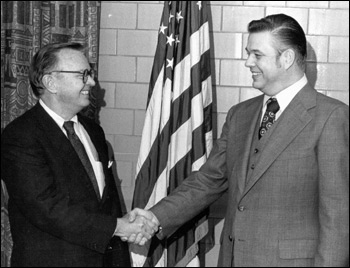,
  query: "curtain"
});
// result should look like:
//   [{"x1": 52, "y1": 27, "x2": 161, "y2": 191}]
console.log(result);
[{"x1": 1, "y1": 1, "x2": 101, "y2": 266}]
